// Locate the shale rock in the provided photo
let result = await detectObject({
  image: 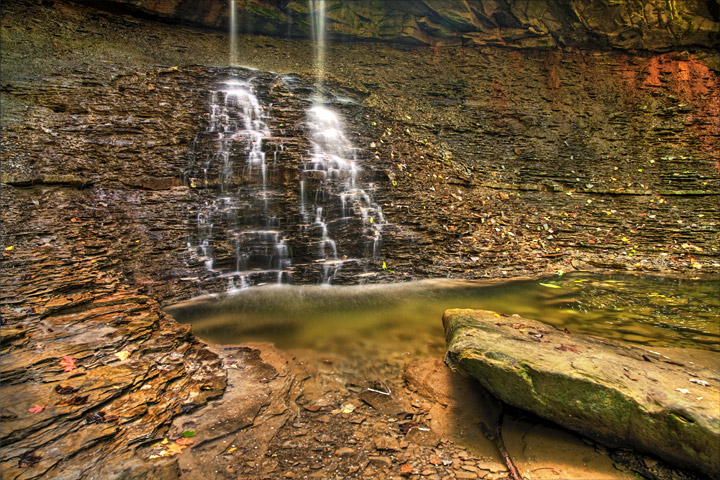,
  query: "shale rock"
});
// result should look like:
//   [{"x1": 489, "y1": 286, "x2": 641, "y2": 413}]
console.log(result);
[
  {"x1": 443, "y1": 308, "x2": 720, "y2": 479},
  {"x1": 96, "y1": 0, "x2": 720, "y2": 50}
]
